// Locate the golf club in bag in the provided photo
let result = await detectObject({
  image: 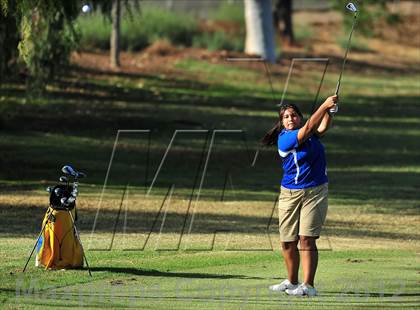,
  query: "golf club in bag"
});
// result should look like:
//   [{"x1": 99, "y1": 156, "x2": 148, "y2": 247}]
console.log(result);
[
  {"x1": 23, "y1": 165, "x2": 91, "y2": 276},
  {"x1": 330, "y1": 2, "x2": 358, "y2": 114}
]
